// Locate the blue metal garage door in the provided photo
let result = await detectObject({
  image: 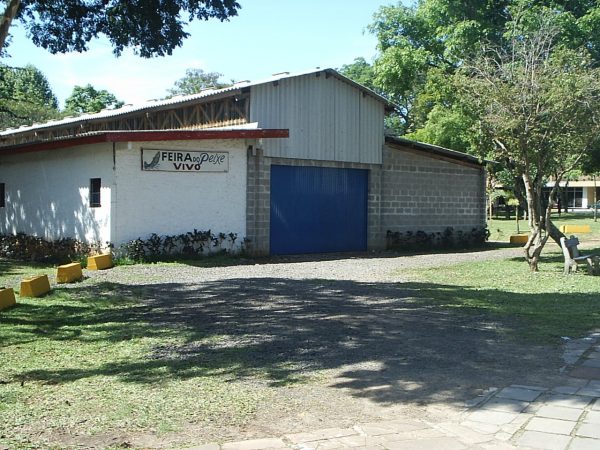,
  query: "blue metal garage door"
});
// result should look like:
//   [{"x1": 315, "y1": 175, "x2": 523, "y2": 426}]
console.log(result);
[{"x1": 270, "y1": 165, "x2": 368, "y2": 255}]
